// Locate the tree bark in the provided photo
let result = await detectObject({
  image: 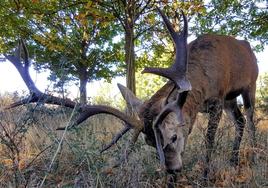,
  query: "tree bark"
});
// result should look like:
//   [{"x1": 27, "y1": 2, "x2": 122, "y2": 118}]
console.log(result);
[
  {"x1": 125, "y1": 0, "x2": 136, "y2": 95},
  {"x1": 79, "y1": 33, "x2": 90, "y2": 105},
  {"x1": 78, "y1": 65, "x2": 88, "y2": 105},
  {"x1": 125, "y1": 27, "x2": 136, "y2": 95}
]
